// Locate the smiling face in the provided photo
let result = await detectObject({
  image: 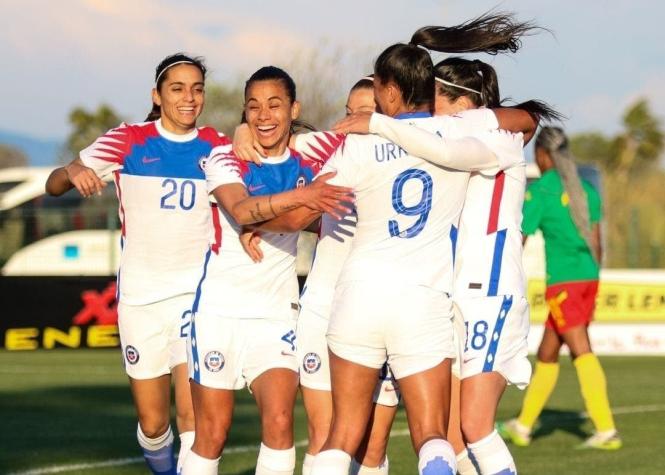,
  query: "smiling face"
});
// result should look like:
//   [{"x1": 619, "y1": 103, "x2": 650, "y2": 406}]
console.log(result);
[
  {"x1": 152, "y1": 64, "x2": 204, "y2": 134},
  {"x1": 244, "y1": 79, "x2": 300, "y2": 156}
]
